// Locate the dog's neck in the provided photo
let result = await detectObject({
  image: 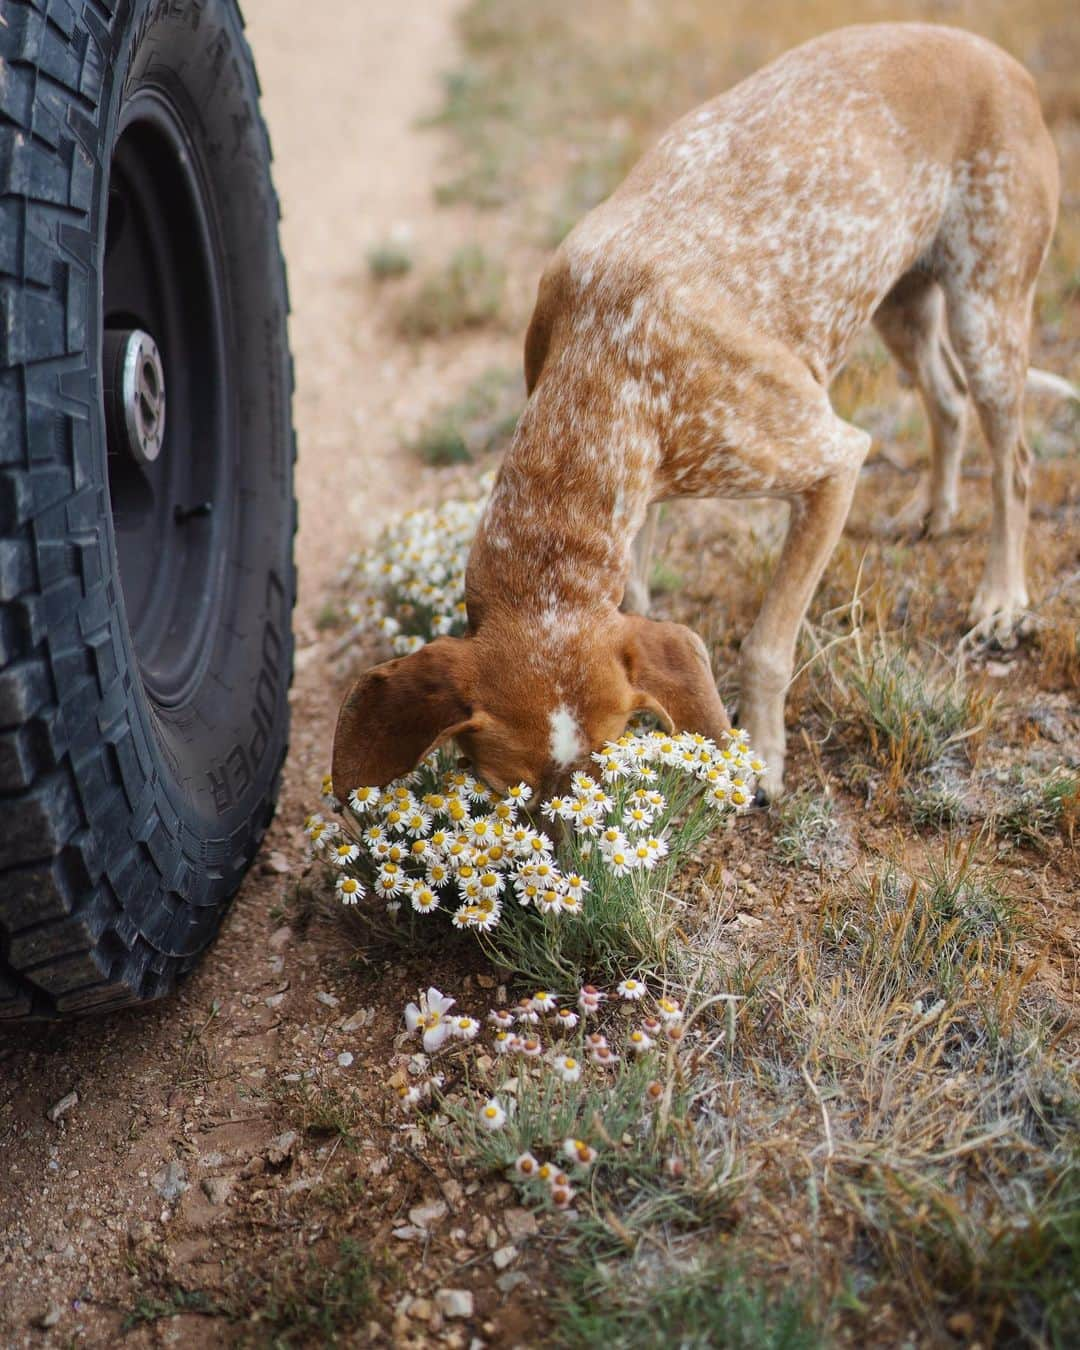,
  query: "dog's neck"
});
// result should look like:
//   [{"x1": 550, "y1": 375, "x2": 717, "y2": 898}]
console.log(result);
[{"x1": 468, "y1": 372, "x2": 661, "y2": 626}]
